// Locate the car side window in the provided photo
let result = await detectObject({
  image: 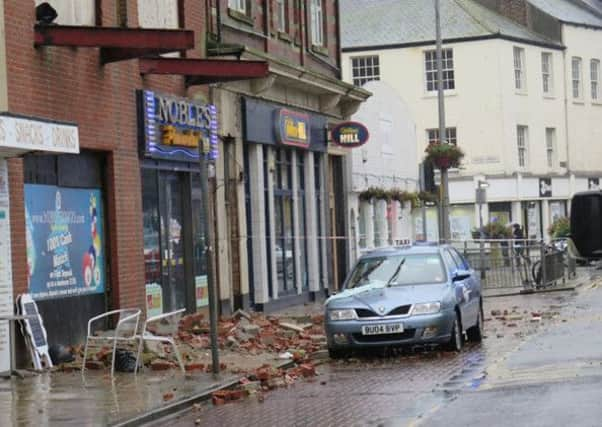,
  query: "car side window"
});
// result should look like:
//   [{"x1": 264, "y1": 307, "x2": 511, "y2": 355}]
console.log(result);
[
  {"x1": 450, "y1": 248, "x2": 469, "y2": 269},
  {"x1": 441, "y1": 249, "x2": 459, "y2": 271}
]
